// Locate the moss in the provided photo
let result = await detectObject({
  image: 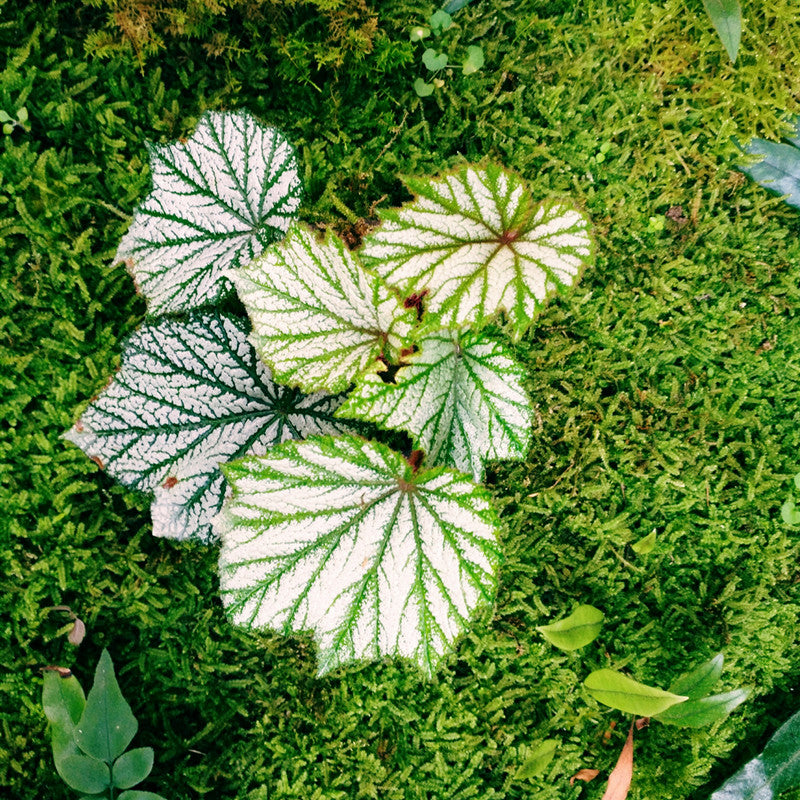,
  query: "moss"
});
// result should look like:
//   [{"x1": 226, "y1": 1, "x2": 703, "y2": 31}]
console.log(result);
[{"x1": 3, "y1": 0, "x2": 800, "y2": 798}]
